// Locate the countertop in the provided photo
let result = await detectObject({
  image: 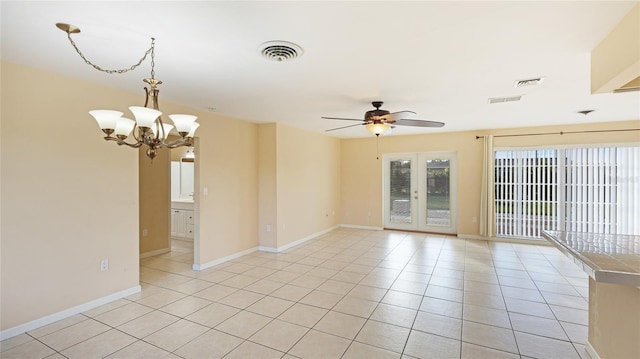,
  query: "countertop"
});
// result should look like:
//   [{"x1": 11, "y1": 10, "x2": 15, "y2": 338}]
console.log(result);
[
  {"x1": 541, "y1": 230, "x2": 640, "y2": 286},
  {"x1": 171, "y1": 200, "x2": 194, "y2": 211},
  {"x1": 172, "y1": 198, "x2": 194, "y2": 203}
]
